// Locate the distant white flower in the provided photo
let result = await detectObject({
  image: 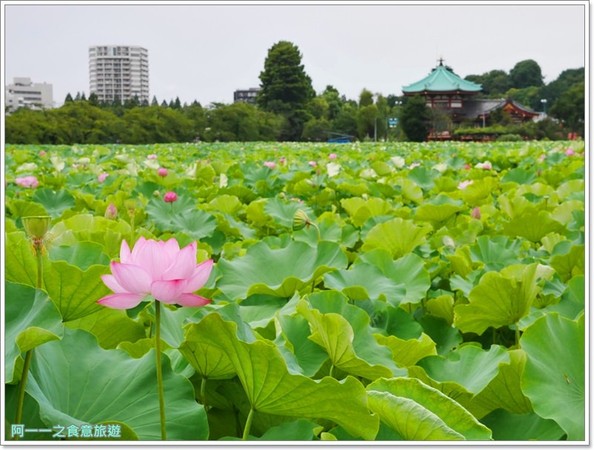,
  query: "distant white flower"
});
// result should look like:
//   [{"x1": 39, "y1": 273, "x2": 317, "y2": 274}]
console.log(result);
[
  {"x1": 77, "y1": 157, "x2": 91, "y2": 166},
  {"x1": 360, "y1": 168, "x2": 377, "y2": 179},
  {"x1": 433, "y1": 162, "x2": 448, "y2": 173},
  {"x1": 409, "y1": 162, "x2": 421, "y2": 169},
  {"x1": 219, "y1": 173, "x2": 228, "y2": 188},
  {"x1": 390, "y1": 156, "x2": 406, "y2": 168},
  {"x1": 326, "y1": 162, "x2": 341, "y2": 177},
  {"x1": 16, "y1": 162, "x2": 38, "y2": 173},
  {"x1": 442, "y1": 236, "x2": 456, "y2": 248},
  {"x1": 458, "y1": 180, "x2": 474, "y2": 190},
  {"x1": 144, "y1": 159, "x2": 160, "y2": 170},
  {"x1": 475, "y1": 161, "x2": 492, "y2": 170},
  {"x1": 50, "y1": 155, "x2": 65, "y2": 172}
]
